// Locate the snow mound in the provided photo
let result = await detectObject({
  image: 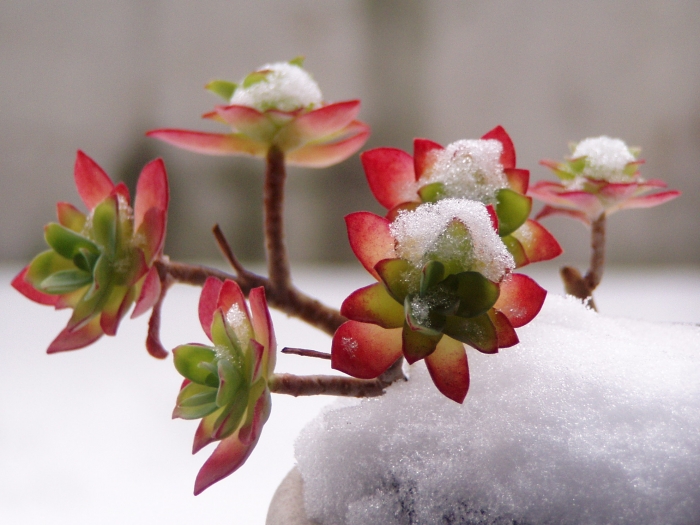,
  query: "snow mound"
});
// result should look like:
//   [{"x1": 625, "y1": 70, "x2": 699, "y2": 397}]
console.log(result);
[
  {"x1": 295, "y1": 294, "x2": 700, "y2": 525},
  {"x1": 572, "y1": 136, "x2": 635, "y2": 183}
]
